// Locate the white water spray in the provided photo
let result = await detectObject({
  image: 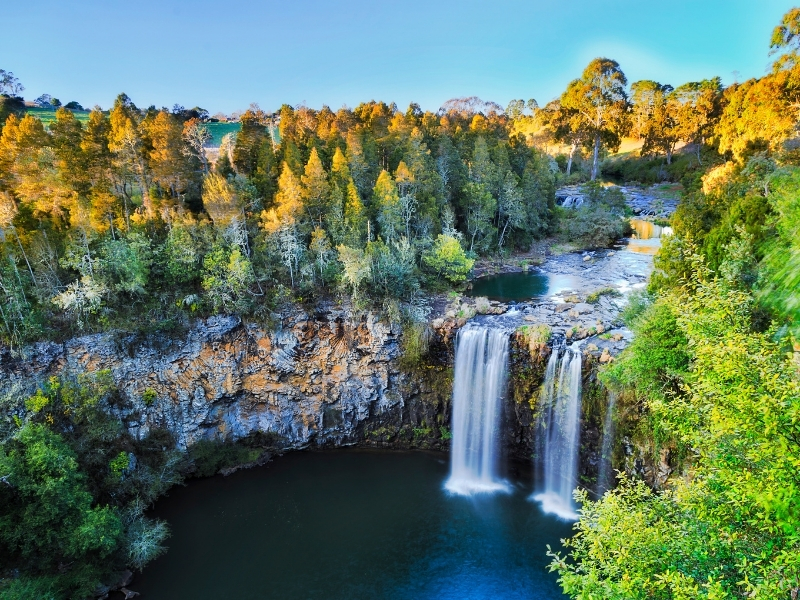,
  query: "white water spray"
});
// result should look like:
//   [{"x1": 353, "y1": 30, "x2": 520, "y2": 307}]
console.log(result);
[
  {"x1": 532, "y1": 344, "x2": 583, "y2": 519},
  {"x1": 445, "y1": 325, "x2": 511, "y2": 495}
]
